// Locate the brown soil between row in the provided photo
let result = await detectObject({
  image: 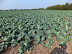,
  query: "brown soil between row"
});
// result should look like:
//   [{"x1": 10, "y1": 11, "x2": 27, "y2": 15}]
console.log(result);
[{"x1": 0, "y1": 36, "x2": 72, "y2": 54}]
